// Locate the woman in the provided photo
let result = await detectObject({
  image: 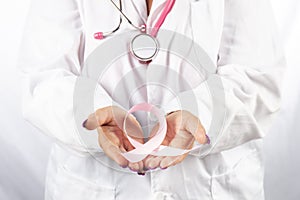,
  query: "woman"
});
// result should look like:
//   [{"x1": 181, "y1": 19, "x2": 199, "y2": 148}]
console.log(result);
[{"x1": 18, "y1": 0, "x2": 285, "y2": 199}]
